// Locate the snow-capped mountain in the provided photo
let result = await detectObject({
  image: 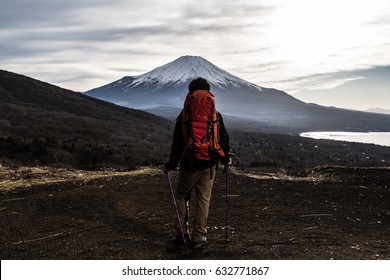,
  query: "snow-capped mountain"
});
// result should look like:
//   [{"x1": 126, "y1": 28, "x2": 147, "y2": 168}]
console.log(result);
[
  {"x1": 85, "y1": 55, "x2": 300, "y2": 114},
  {"x1": 85, "y1": 56, "x2": 390, "y2": 132},
  {"x1": 131, "y1": 55, "x2": 261, "y2": 90}
]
